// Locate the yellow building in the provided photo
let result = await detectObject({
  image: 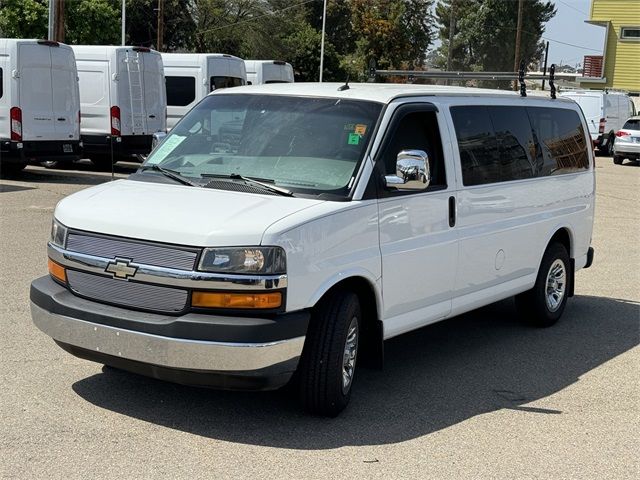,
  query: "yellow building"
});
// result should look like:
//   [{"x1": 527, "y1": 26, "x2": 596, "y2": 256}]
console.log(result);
[{"x1": 579, "y1": 0, "x2": 640, "y2": 95}]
